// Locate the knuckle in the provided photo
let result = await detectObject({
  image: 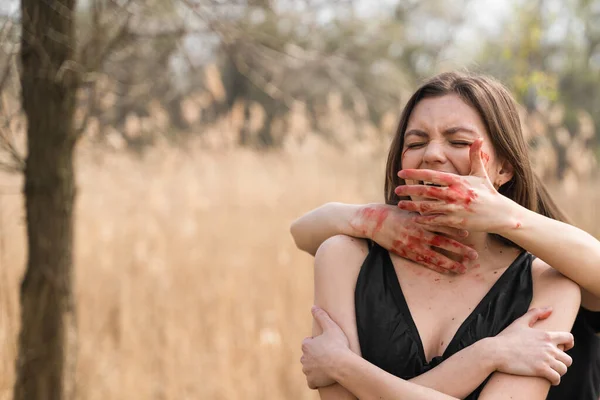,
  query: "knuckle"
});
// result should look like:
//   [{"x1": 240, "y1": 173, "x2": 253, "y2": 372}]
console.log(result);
[
  {"x1": 535, "y1": 363, "x2": 547, "y2": 375},
  {"x1": 553, "y1": 376, "x2": 561, "y2": 386},
  {"x1": 540, "y1": 332, "x2": 552, "y2": 342},
  {"x1": 565, "y1": 355, "x2": 573, "y2": 367}
]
